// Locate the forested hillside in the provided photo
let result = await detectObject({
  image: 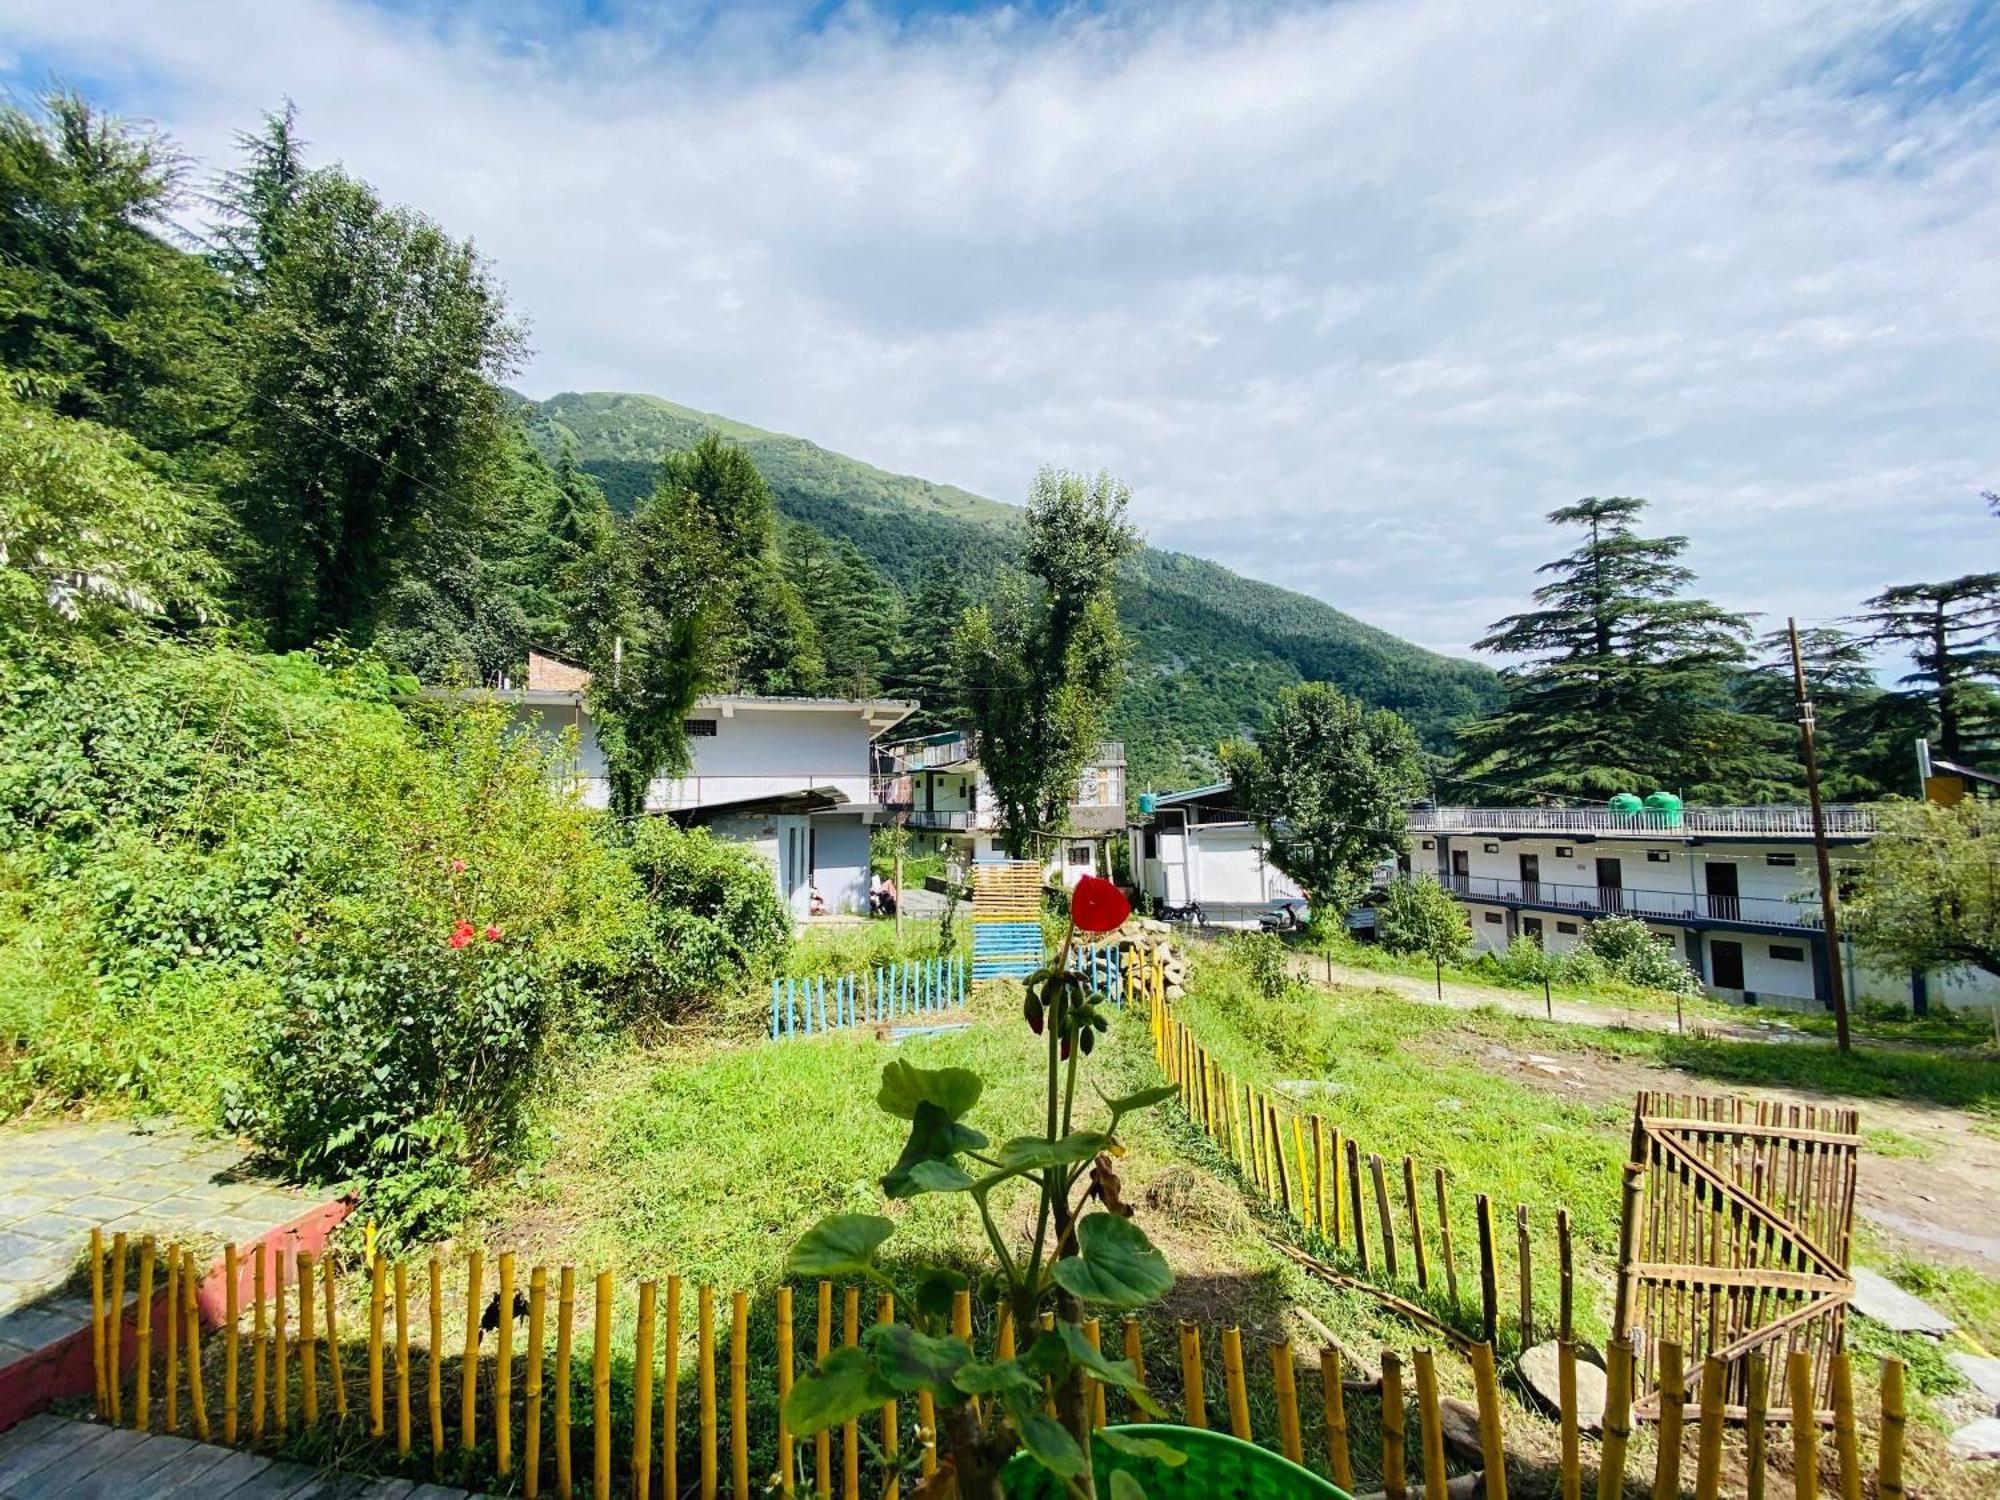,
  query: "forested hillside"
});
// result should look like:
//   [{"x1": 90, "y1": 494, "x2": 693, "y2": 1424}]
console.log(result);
[{"x1": 519, "y1": 391, "x2": 1500, "y2": 788}]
